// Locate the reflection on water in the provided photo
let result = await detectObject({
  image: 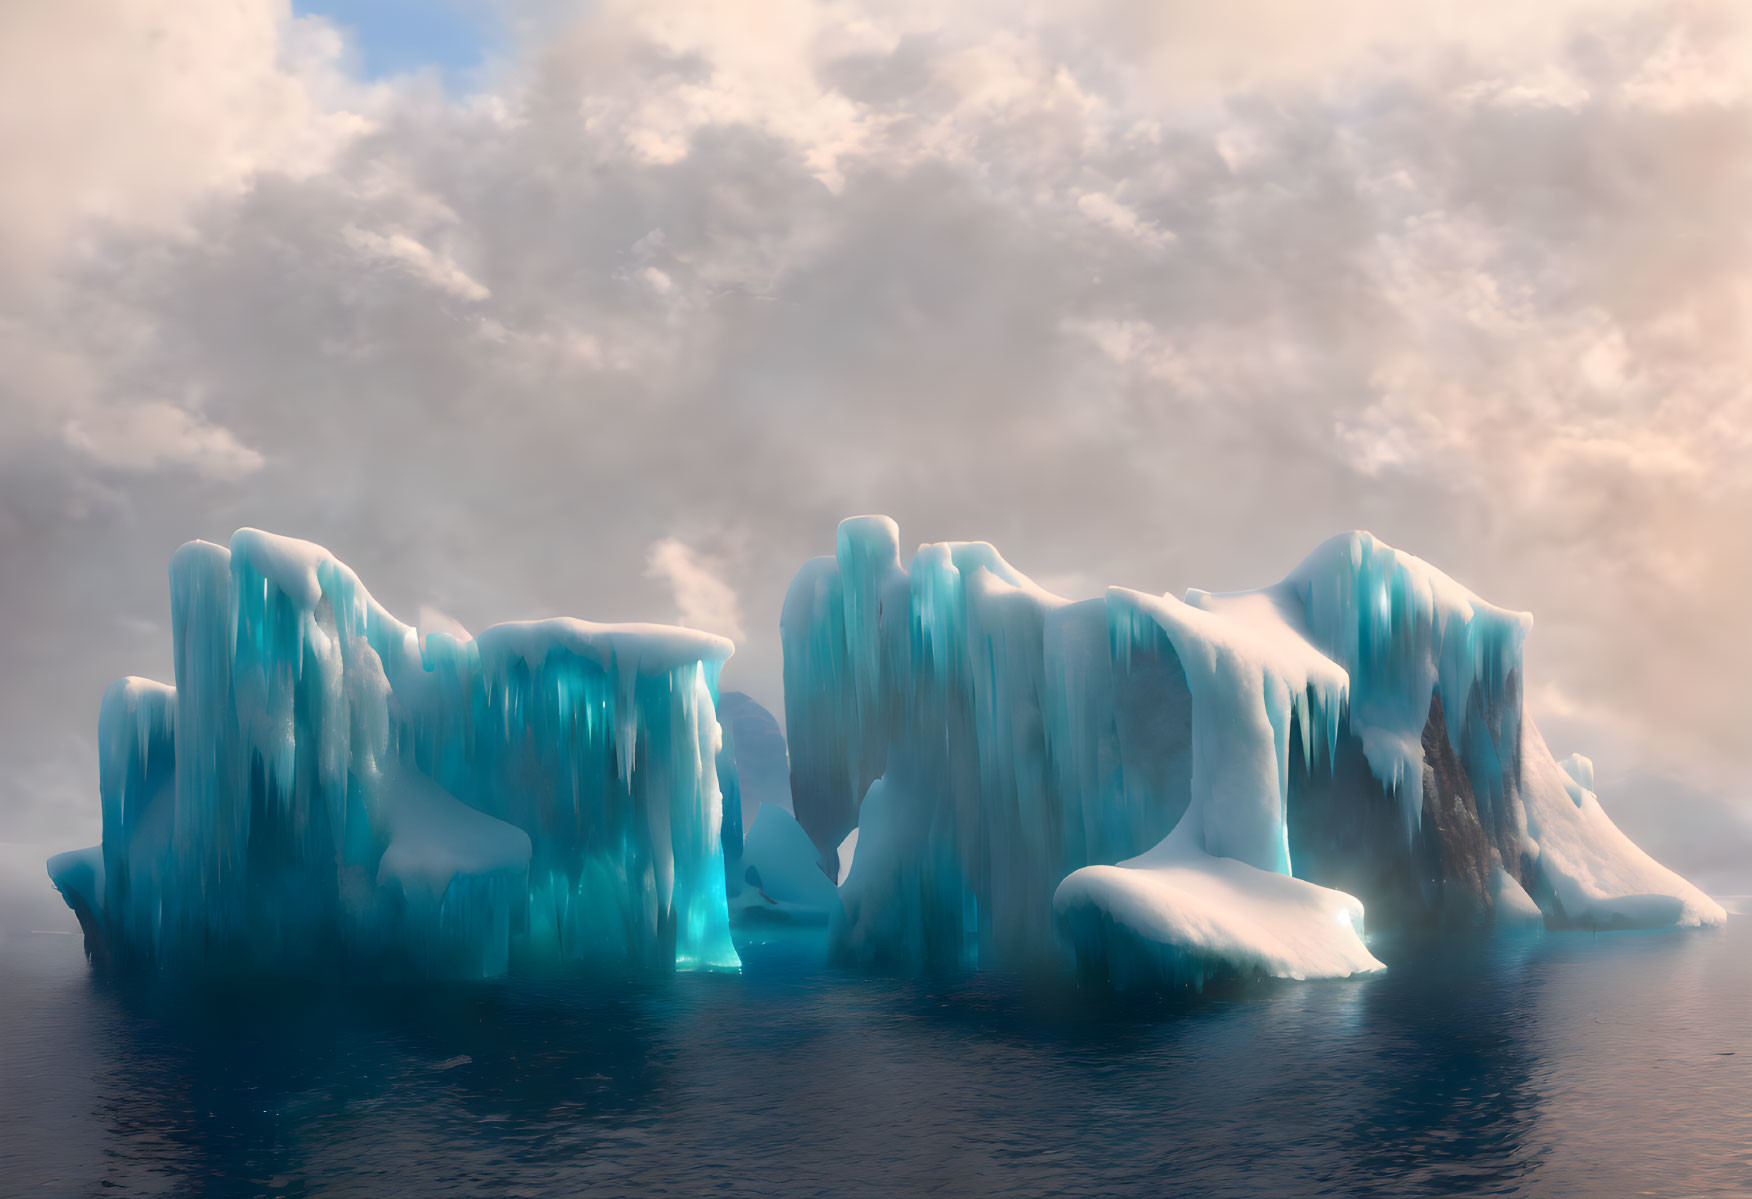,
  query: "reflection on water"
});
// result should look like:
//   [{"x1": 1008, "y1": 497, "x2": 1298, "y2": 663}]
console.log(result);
[{"x1": 1, "y1": 922, "x2": 1746, "y2": 1196}]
